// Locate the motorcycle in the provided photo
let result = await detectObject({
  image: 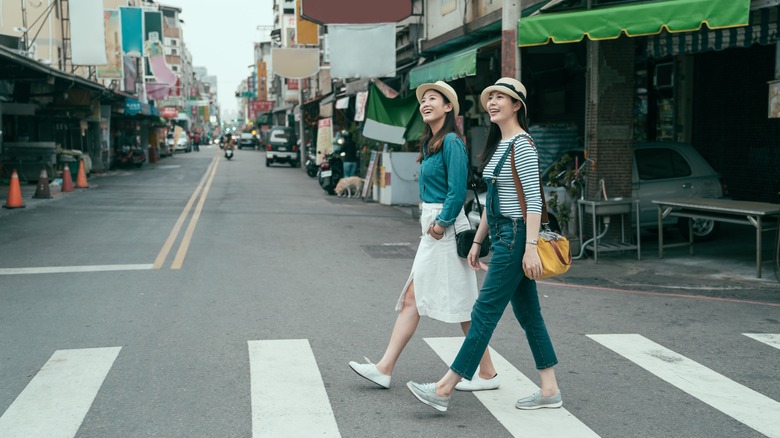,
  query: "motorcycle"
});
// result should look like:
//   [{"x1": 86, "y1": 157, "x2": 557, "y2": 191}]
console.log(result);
[
  {"x1": 116, "y1": 144, "x2": 146, "y2": 168},
  {"x1": 318, "y1": 150, "x2": 344, "y2": 195},
  {"x1": 225, "y1": 148, "x2": 234, "y2": 160}
]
